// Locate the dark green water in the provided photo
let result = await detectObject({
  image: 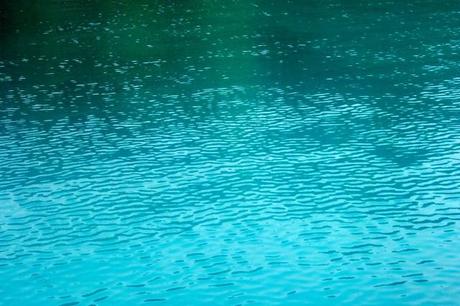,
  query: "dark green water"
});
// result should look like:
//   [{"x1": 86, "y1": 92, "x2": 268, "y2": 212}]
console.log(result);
[{"x1": 1, "y1": 1, "x2": 460, "y2": 305}]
